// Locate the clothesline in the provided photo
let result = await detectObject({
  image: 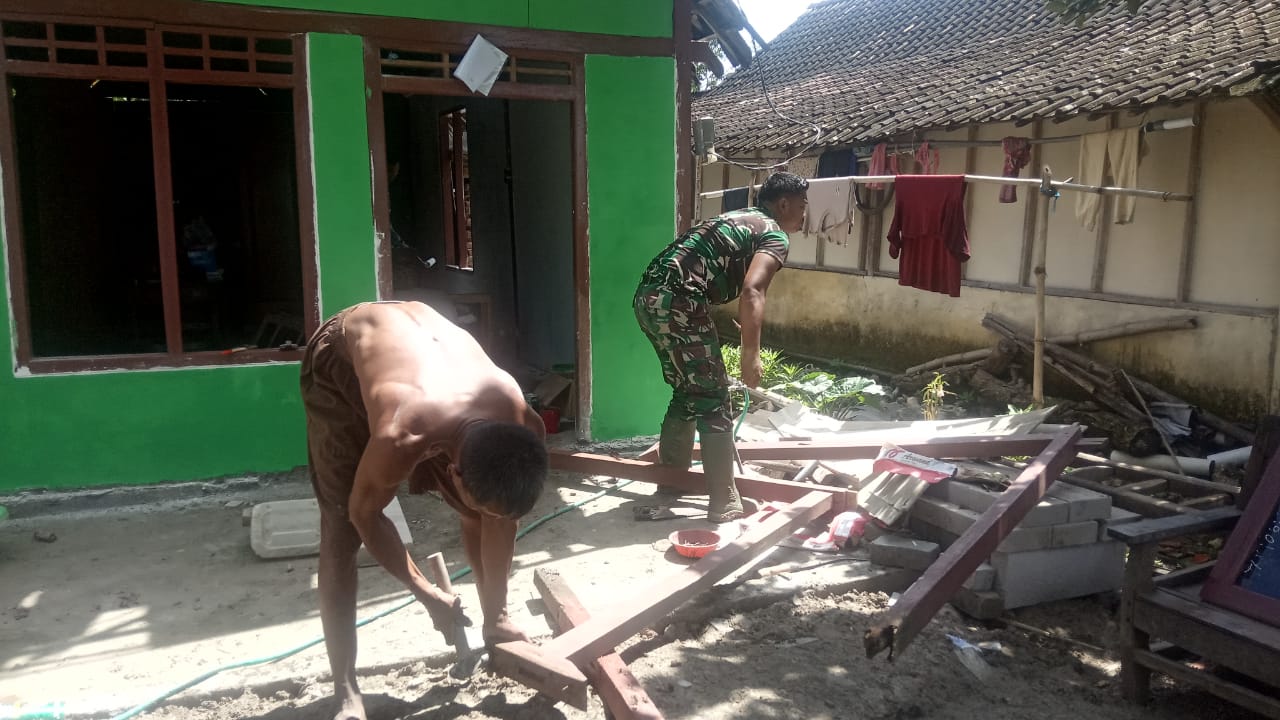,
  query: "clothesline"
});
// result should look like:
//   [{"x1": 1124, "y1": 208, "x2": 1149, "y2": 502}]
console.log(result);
[{"x1": 698, "y1": 173, "x2": 1192, "y2": 203}]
